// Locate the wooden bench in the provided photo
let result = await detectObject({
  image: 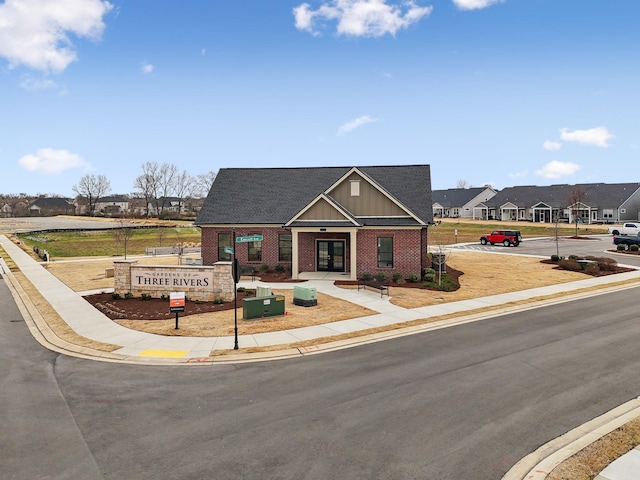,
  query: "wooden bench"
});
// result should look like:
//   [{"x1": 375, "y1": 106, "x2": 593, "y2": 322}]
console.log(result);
[{"x1": 357, "y1": 278, "x2": 389, "y2": 297}]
